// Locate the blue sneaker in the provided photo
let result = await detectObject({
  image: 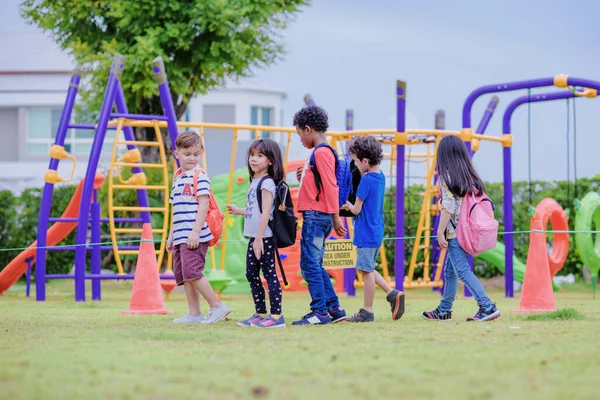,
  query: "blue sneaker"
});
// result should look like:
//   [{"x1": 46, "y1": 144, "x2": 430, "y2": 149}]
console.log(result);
[
  {"x1": 328, "y1": 306, "x2": 347, "y2": 323},
  {"x1": 253, "y1": 315, "x2": 286, "y2": 328},
  {"x1": 237, "y1": 313, "x2": 264, "y2": 327},
  {"x1": 467, "y1": 304, "x2": 501, "y2": 322},
  {"x1": 292, "y1": 312, "x2": 331, "y2": 325}
]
